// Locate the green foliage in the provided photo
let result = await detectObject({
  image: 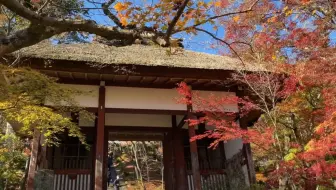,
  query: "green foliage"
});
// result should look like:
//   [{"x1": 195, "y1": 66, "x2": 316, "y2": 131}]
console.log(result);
[
  {"x1": 0, "y1": 133, "x2": 28, "y2": 189},
  {"x1": 0, "y1": 65, "x2": 94, "y2": 146}
]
